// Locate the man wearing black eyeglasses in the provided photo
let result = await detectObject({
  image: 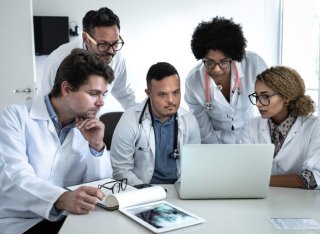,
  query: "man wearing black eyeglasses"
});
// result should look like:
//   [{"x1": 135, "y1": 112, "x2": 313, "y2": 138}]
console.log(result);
[
  {"x1": 38, "y1": 7, "x2": 136, "y2": 111},
  {"x1": 185, "y1": 16, "x2": 268, "y2": 144}
]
